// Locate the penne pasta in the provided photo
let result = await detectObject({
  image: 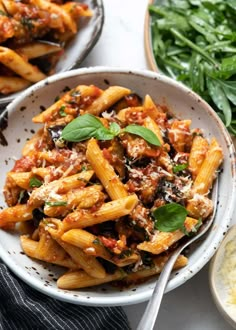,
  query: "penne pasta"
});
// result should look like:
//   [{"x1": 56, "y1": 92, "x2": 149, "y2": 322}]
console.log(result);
[
  {"x1": 32, "y1": 85, "x2": 102, "y2": 123},
  {"x1": 48, "y1": 226, "x2": 106, "y2": 279},
  {"x1": 16, "y1": 42, "x2": 62, "y2": 60},
  {"x1": 21, "y1": 235, "x2": 79, "y2": 269},
  {"x1": 44, "y1": 185, "x2": 104, "y2": 217},
  {"x1": 137, "y1": 217, "x2": 198, "y2": 254},
  {"x1": 0, "y1": 0, "x2": 93, "y2": 95},
  {"x1": 0, "y1": 76, "x2": 31, "y2": 95},
  {"x1": 0, "y1": 83, "x2": 222, "y2": 292},
  {"x1": 124, "y1": 254, "x2": 188, "y2": 284},
  {"x1": 86, "y1": 138, "x2": 128, "y2": 200},
  {"x1": 61, "y1": 228, "x2": 112, "y2": 260},
  {"x1": 57, "y1": 269, "x2": 125, "y2": 289},
  {"x1": 62, "y1": 194, "x2": 139, "y2": 231},
  {"x1": 192, "y1": 137, "x2": 223, "y2": 195},
  {"x1": 22, "y1": 128, "x2": 44, "y2": 156},
  {"x1": 7, "y1": 172, "x2": 34, "y2": 190},
  {"x1": 0, "y1": 47, "x2": 46, "y2": 82},
  {"x1": 0, "y1": 204, "x2": 35, "y2": 227},
  {"x1": 143, "y1": 116, "x2": 164, "y2": 145},
  {"x1": 28, "y1": 170, "x2": 94, "y2": 207},
  {"x1": 84, "y1": 86, "x2": 131, "y2": 115},
  {"x1": 188, "y1": 135, "x2": 209, "y2": 179}
]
